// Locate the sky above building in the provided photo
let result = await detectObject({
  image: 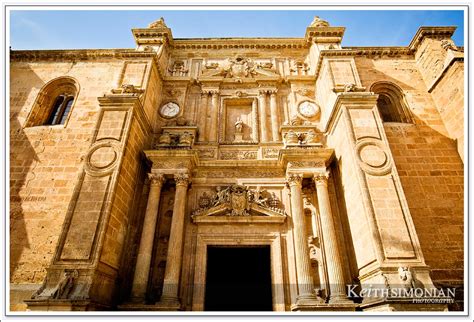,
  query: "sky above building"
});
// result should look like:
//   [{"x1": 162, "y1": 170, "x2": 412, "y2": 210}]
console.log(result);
[{"x1": 9, "y1": 8, "x2": 465, "y2": 50}]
